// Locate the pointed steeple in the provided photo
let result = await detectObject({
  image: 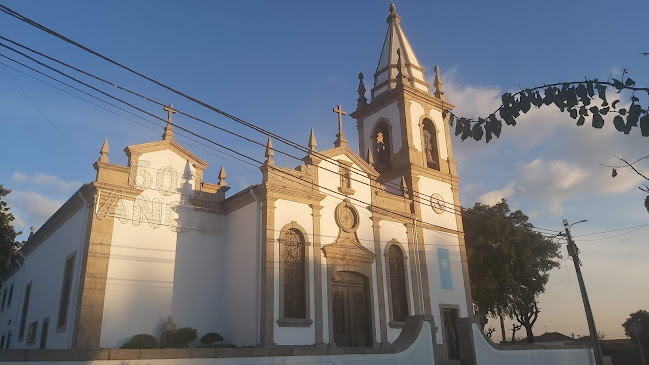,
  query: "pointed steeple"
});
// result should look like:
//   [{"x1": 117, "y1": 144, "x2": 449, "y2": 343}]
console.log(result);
[
  {"x1": 264, "y1": 136, "x2": 274, "y2": 165},
  {"x1": 373, "y1": 3, "x2": 430, "y2": 98},
  {"x1": 99, "y1": 138, "x2": 109, "y2": 163},
  {"x1": 433, "y1": 65, "x2": 445, "y2": 100},
  {"x1": 218, "y1": 165, "x2": 227, "y2": 185},
  {"x1": 308, "y1": 129, "x2": 317, "y2": 153}
]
